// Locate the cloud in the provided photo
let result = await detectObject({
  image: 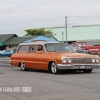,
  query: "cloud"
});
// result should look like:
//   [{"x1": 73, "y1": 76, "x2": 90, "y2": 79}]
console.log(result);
[
  {"x1": 0, "y1": 5, "x2": 15, "y2": 9},
  {"x1": 0, "y1": 0, "x2": 100, "y2": 34},
  {"x1": 0, "y1": 0, "x2": 100, "y2": 19}
]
